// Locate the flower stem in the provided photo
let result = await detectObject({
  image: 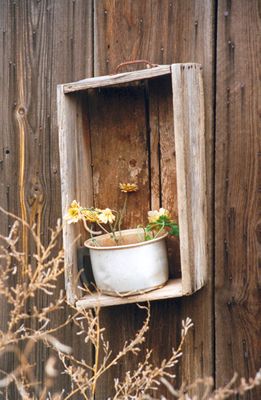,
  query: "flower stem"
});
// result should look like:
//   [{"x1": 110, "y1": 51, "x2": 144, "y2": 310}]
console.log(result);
[
  {"x1": 96, "y1": 223, "x2": 110, "y2": 235},
  {"x1": 109, "y1": 223, "x2": 119, "y2": 245},
  {"x1": 82, "y1": 218, "x2": 102, "y2": 235},
  {"x1": 118, "y1": 195, "x2": 128, "y2": 233},
  {"x1": 91, "y1": 312, "x2": 100, "y2": 399},
  {"x1": 153, "y1": 224, "x2": 165, "y2": 239}
]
